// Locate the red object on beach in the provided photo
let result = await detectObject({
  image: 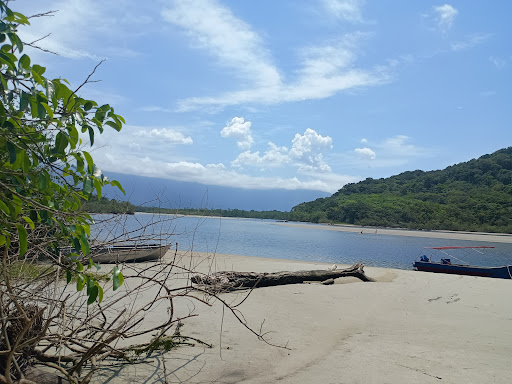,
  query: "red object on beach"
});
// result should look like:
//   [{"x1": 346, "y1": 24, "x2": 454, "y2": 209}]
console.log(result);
[{"x1": 426, "y1": 246, "x2": 495, "y2": 250}]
